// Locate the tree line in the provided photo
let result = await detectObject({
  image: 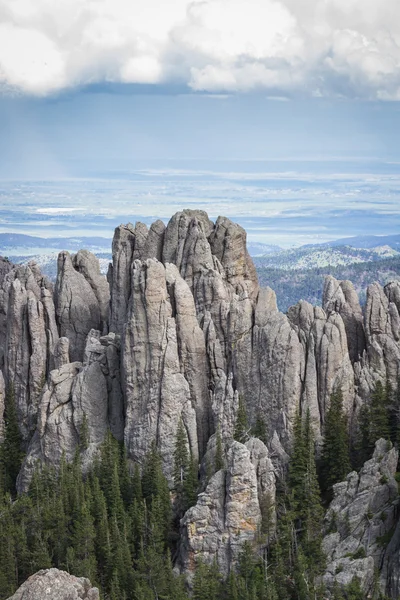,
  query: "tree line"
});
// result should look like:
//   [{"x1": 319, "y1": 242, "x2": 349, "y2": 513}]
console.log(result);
[{"x1": 0, "y1": 377, "x2": 398, "y2": 600}]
